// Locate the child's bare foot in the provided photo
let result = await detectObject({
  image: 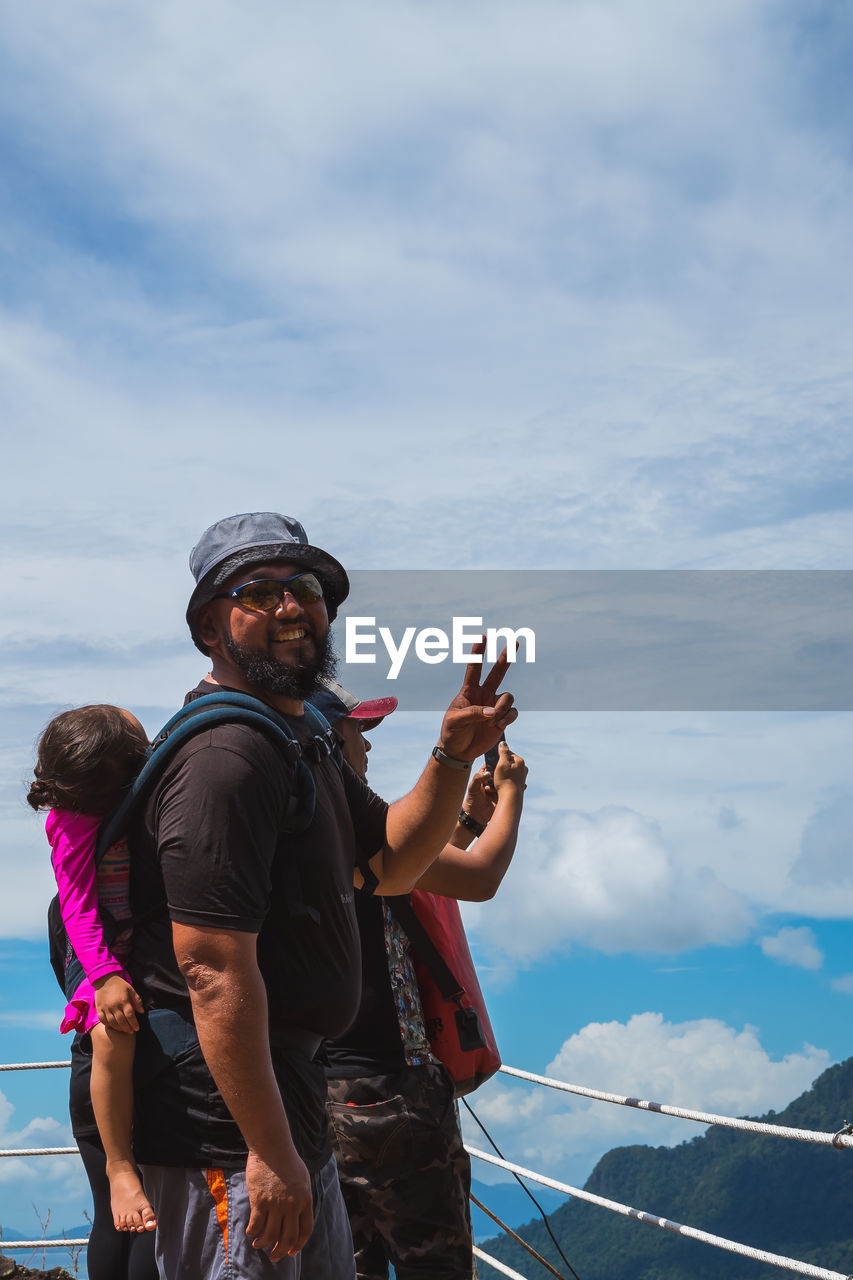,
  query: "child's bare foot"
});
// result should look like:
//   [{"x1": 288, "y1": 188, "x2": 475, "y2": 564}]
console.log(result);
[{"x1": 107, "y1": 1160, "x2": 157, "y2": 1232}]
